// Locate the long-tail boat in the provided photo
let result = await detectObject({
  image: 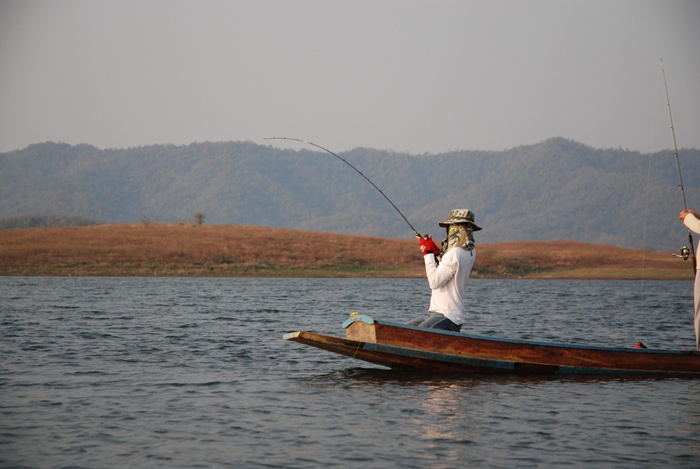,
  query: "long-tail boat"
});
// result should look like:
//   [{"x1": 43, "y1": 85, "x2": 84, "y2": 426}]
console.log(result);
[{"x1": 284, "y1": 314, "x2": 700, "y2": 375}]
